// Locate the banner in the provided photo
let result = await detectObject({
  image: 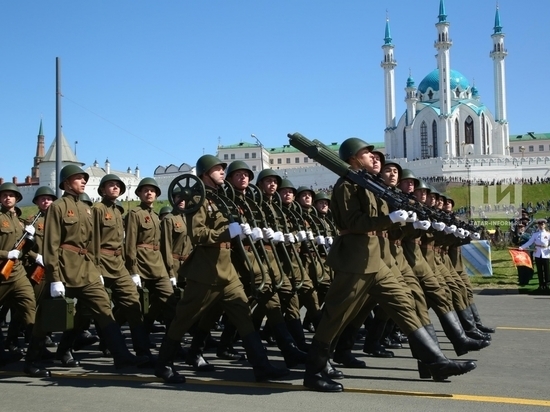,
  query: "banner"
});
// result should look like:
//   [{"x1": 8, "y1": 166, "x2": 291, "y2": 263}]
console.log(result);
[
  {"x1": 462, "y1": 240, "x2": 493, "y2": 277},
  {"x1": 508, "y1": 248, "x2": 533, "y2": 269}
]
